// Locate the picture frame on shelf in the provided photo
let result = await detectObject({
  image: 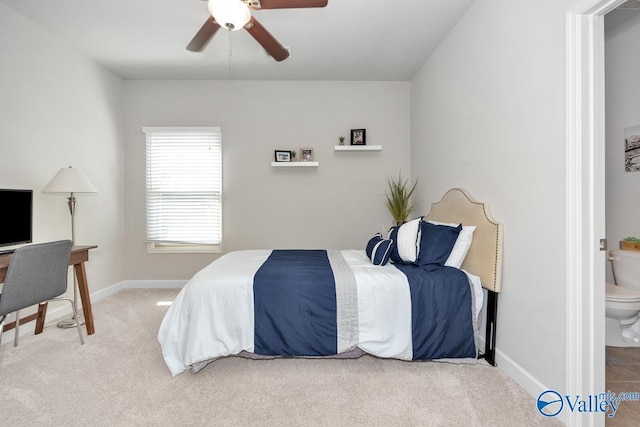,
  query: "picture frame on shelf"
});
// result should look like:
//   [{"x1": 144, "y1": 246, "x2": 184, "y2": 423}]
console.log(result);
[
  {"x1": 351, "y1": 129, "x2": 366, "y2": 145},
  {"x1": 274, "y1": 150, "x2": 292, "y2": 162},
  {"x1": 300, "y1": 147, "x2": 314, "y2": 162}
]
